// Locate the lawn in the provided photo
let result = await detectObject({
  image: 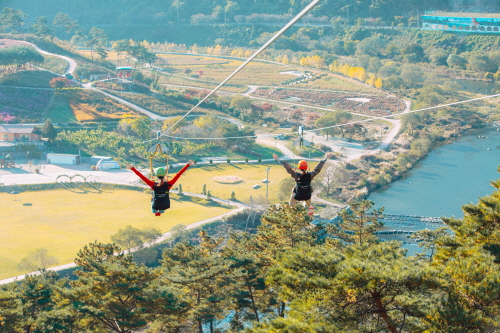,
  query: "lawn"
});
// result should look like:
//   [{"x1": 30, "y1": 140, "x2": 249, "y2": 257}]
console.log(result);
[
  {"x1": 0, "y1": 188, "x2": 231, "y2": 279},
  {"x1": 171, "y1": 162, "x2": 306, "y2": 204},
  {"x1": 41, "y1": 54, "x2": 69, "y2": 74},
  {"x1": 15, "y1": 70, "x2": 60, "y2": 88}
]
